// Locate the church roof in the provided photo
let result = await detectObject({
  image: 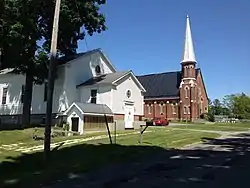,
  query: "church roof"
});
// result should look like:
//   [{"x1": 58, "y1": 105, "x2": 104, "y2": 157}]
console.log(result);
[
  {"x1": 57, "y1": 48, "x2": 117, "y2": 72},
  {"x1": 137, "y1": 69, "x2": 200, "y2": 99},
  {"x1": 76, "y1": 71, "x2": 128, "y2": 88},
  {"x1": 64, "y1": 102, "x2": 113, "y2": 115},
  {"x1": 74, "y1": 102, "x2": 113, "y2": 115},
  {"x1": 137, "y1": 71, "x2": 182, "y2": 99},
  {"x1": 57, "y1": 48, "x2": 101, "y2": 65}
]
